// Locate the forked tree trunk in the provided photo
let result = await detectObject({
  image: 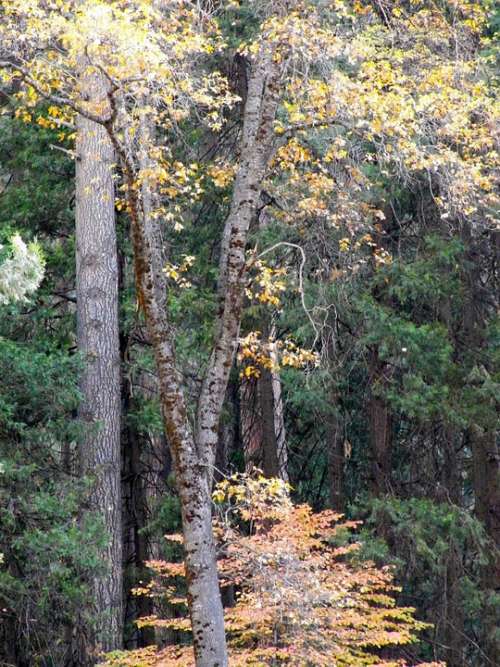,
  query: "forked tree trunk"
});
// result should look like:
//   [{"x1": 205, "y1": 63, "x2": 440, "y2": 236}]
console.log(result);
[
  {"x1": 75, "y1": 67, "x2": 122, "y2": 656},
  {"x1": 110, "y1": 42, "x2": 284, "y2": 664}
]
